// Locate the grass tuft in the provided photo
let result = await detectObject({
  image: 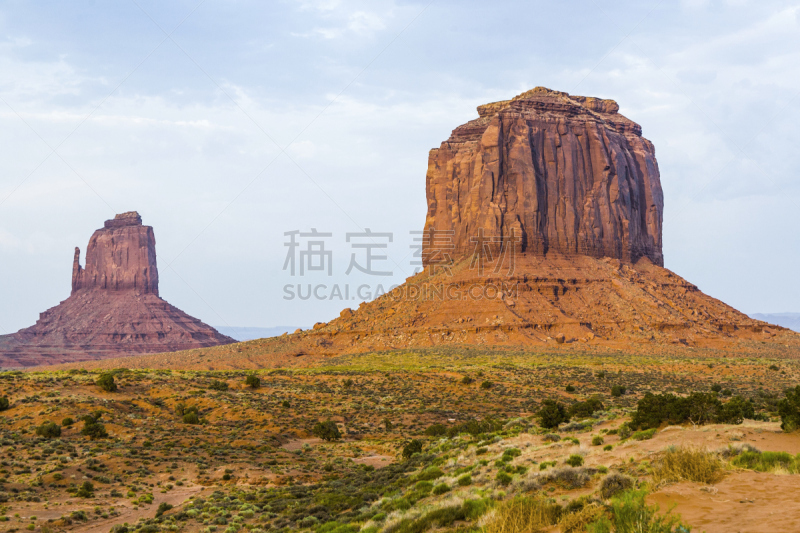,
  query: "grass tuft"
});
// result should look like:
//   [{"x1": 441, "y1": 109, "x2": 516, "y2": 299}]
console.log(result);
[{"x1": 651, "y1": 446, "x2": 725, "y2": 486}]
